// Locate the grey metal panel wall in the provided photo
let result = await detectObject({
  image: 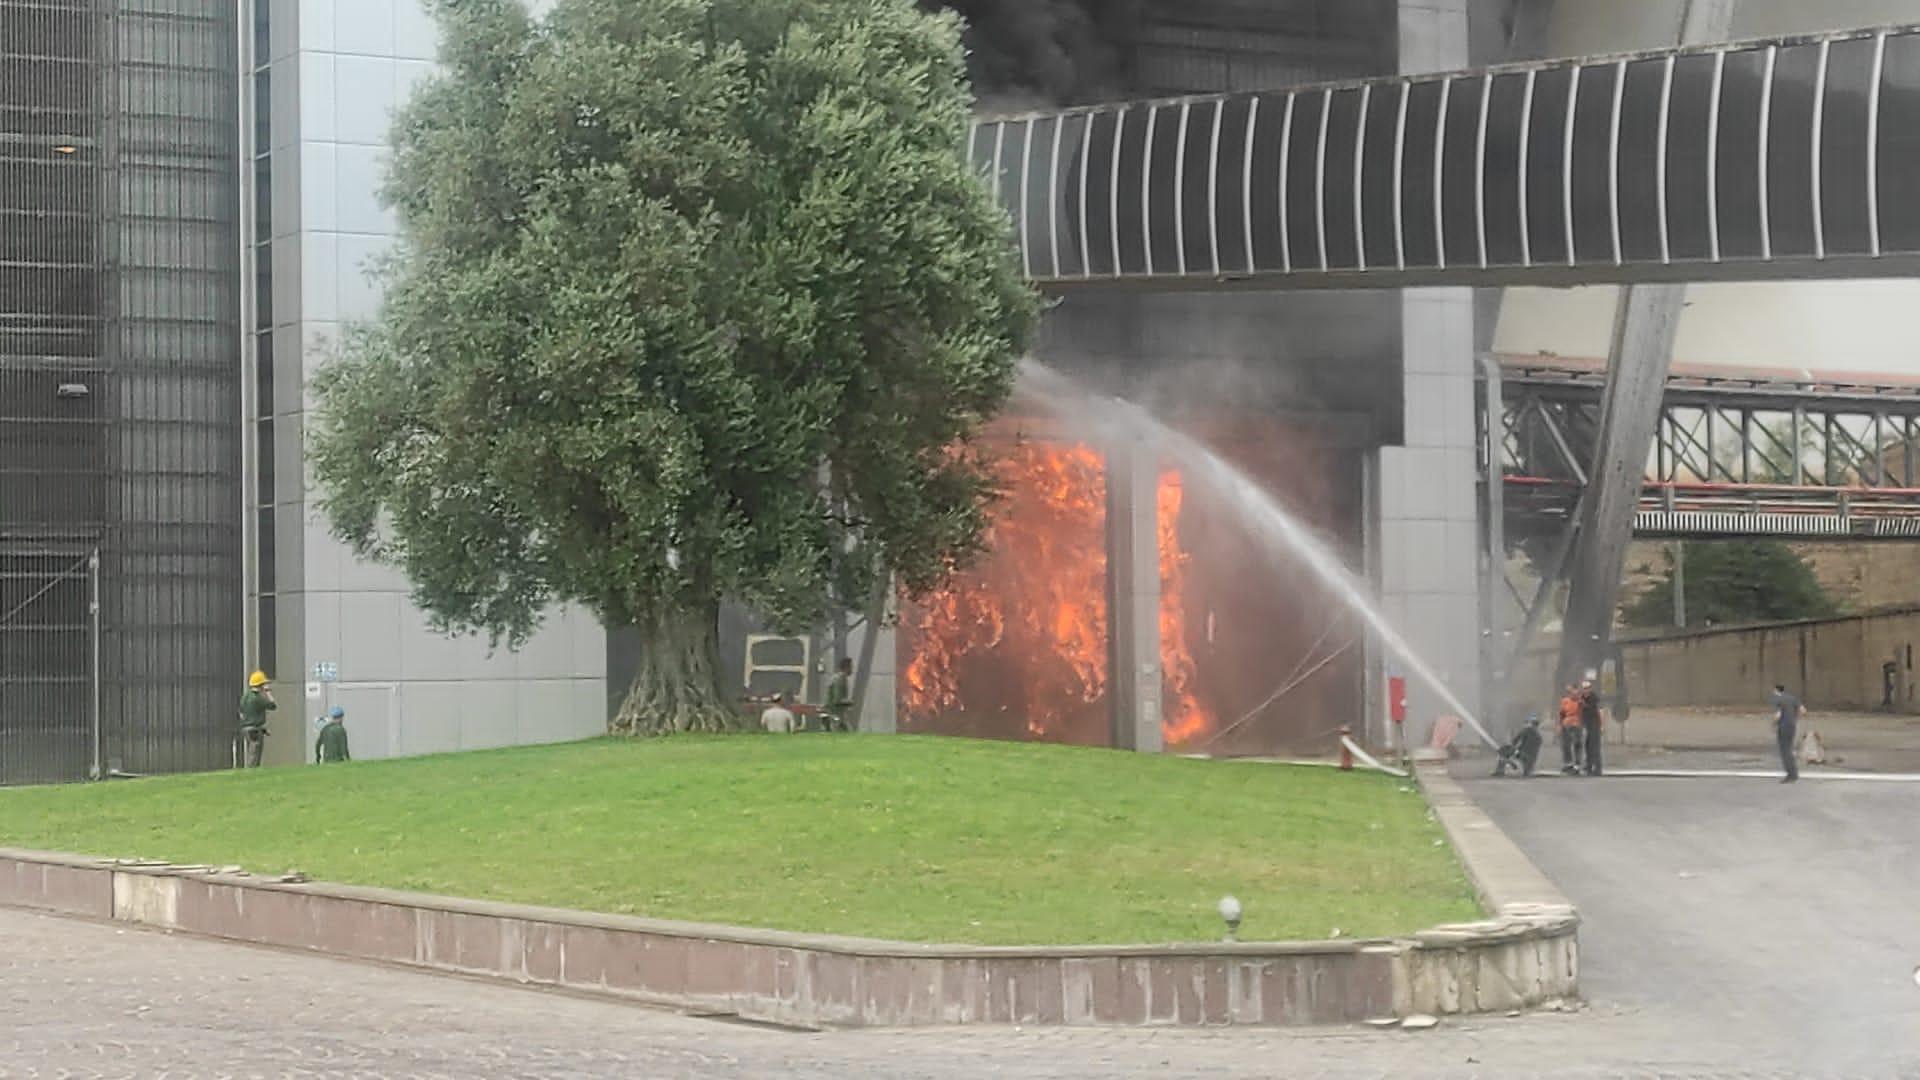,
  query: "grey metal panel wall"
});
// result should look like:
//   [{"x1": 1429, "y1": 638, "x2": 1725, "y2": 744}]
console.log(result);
[
  {"x1": 0, "y1": 0, "x2": 240, "y2": 783},
  {"x1": 104, "y1": 0, "x2": 241, "y2": 776}
]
